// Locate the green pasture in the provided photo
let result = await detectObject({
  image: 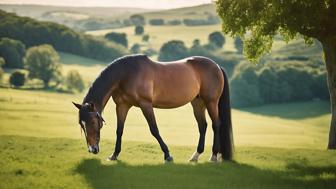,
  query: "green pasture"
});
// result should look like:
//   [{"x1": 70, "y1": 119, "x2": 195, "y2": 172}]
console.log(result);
[{"x1": 0, "y1": 87, "x2": 335, "y2": 189}]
